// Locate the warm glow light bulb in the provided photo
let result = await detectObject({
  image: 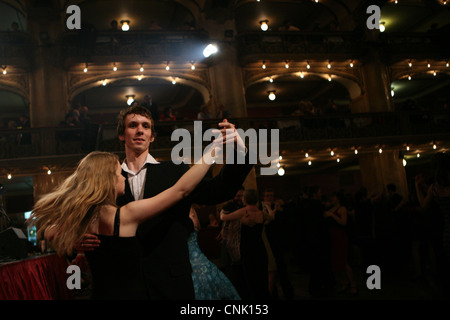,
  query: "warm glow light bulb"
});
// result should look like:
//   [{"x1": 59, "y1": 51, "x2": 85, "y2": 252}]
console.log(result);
[
  {"x1": 277, "y1": 167, "x2": 285, "y2": 176},
  {"x1": 268, "y1": 92, "x2": 276, "y2": 101}
]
